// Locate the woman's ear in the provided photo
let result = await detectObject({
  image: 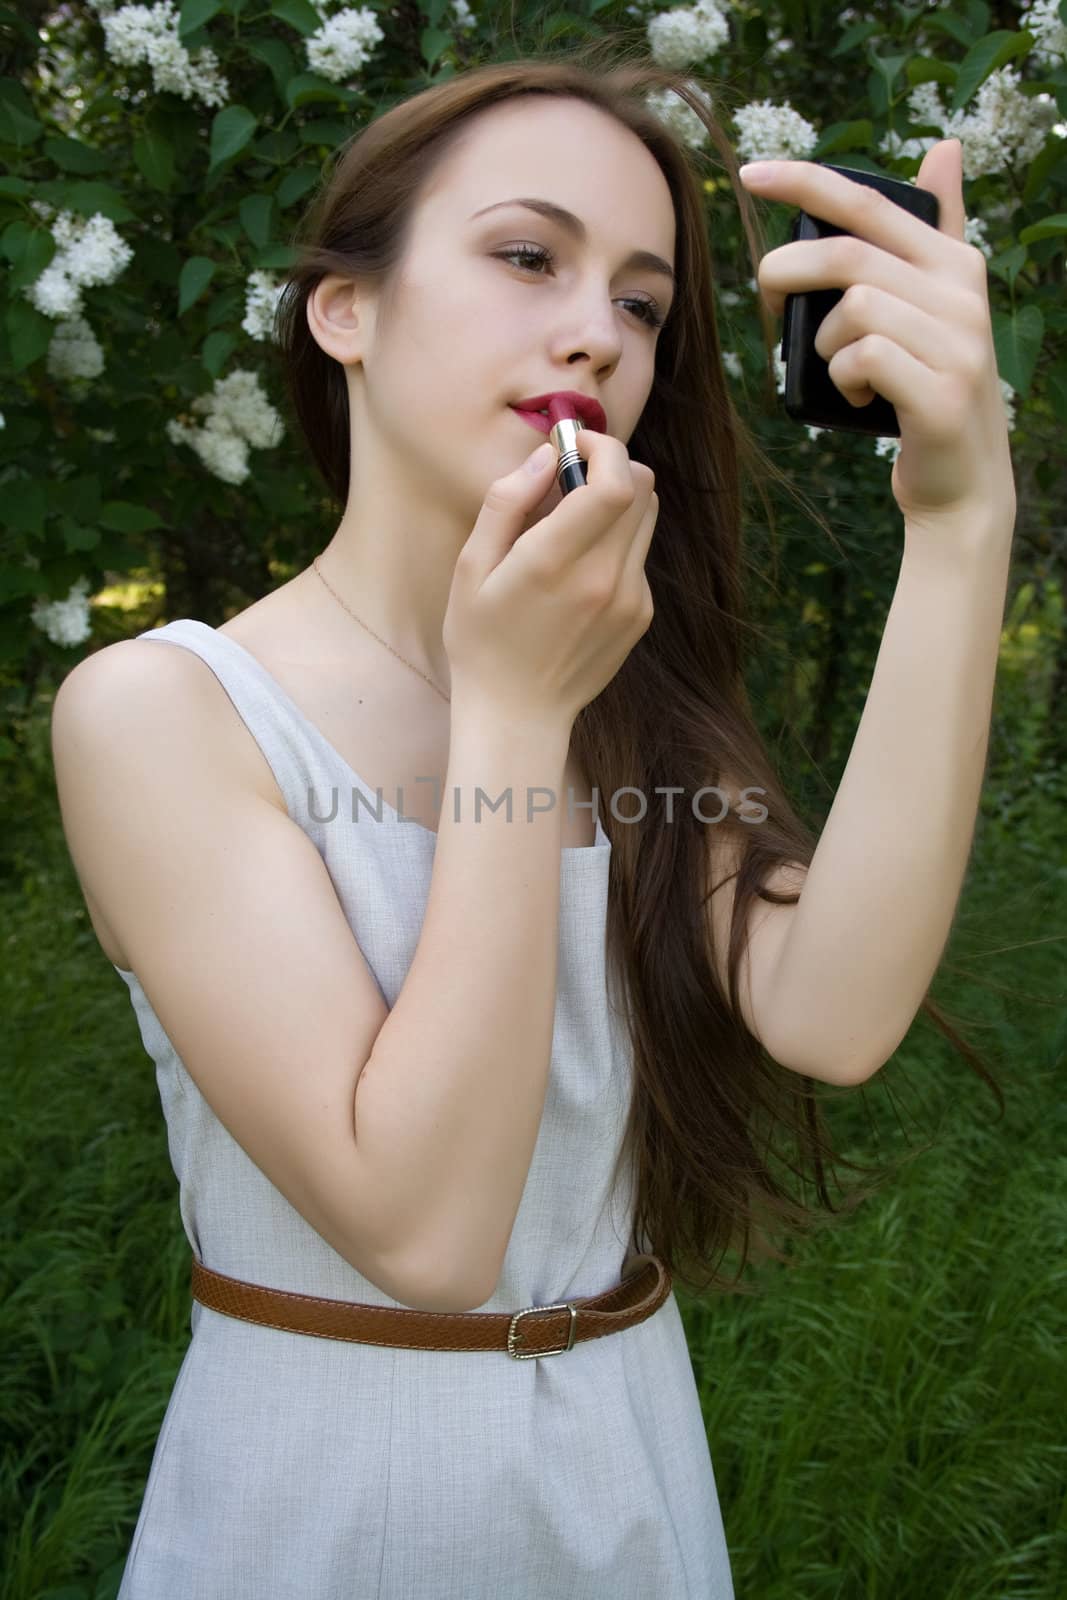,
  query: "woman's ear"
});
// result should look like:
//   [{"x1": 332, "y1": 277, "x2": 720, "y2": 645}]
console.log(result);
[{"x1": 307, "y1": 276, "x2": 364, "y2": 365}]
